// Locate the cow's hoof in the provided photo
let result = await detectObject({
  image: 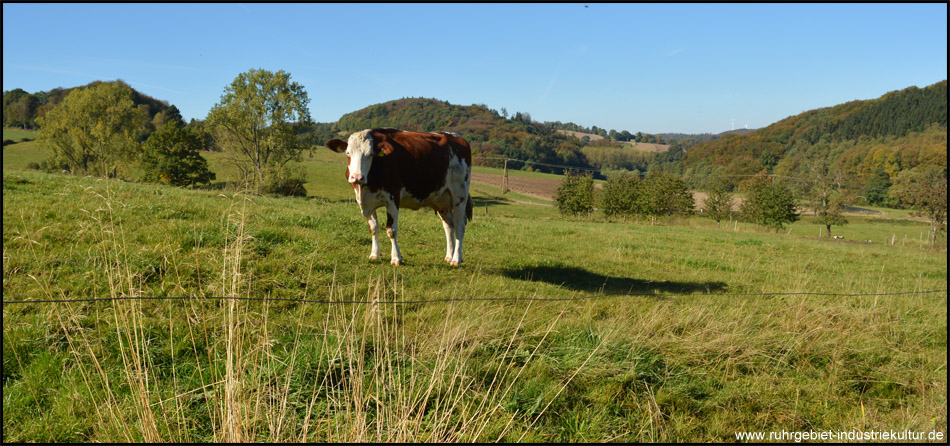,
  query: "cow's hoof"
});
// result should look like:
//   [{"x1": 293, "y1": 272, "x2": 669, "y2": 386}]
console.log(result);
[
  {"x1": 444, "y1": 256, "x2": 453, "y2": 263},
  {"x1": 450, "y1": 260, "x2": 460, "y2": 267},
  {"x1": 391, "y1": 259, "x2": 402, "y2": 266}
]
